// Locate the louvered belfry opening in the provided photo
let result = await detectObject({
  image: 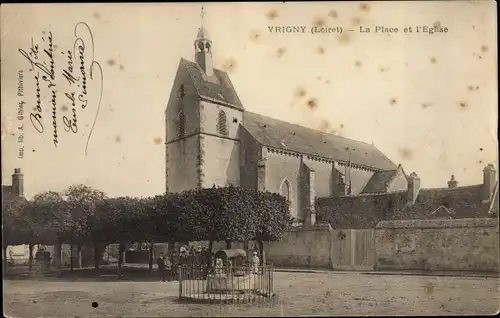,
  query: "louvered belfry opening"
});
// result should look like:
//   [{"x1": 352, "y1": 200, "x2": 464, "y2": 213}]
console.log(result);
[
  {"x1": 217, "y1": 110, "x2": 228, "y2": 136},
  {"x1": 178, "y1": 111, "x2": 186, "y2": 137}
]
